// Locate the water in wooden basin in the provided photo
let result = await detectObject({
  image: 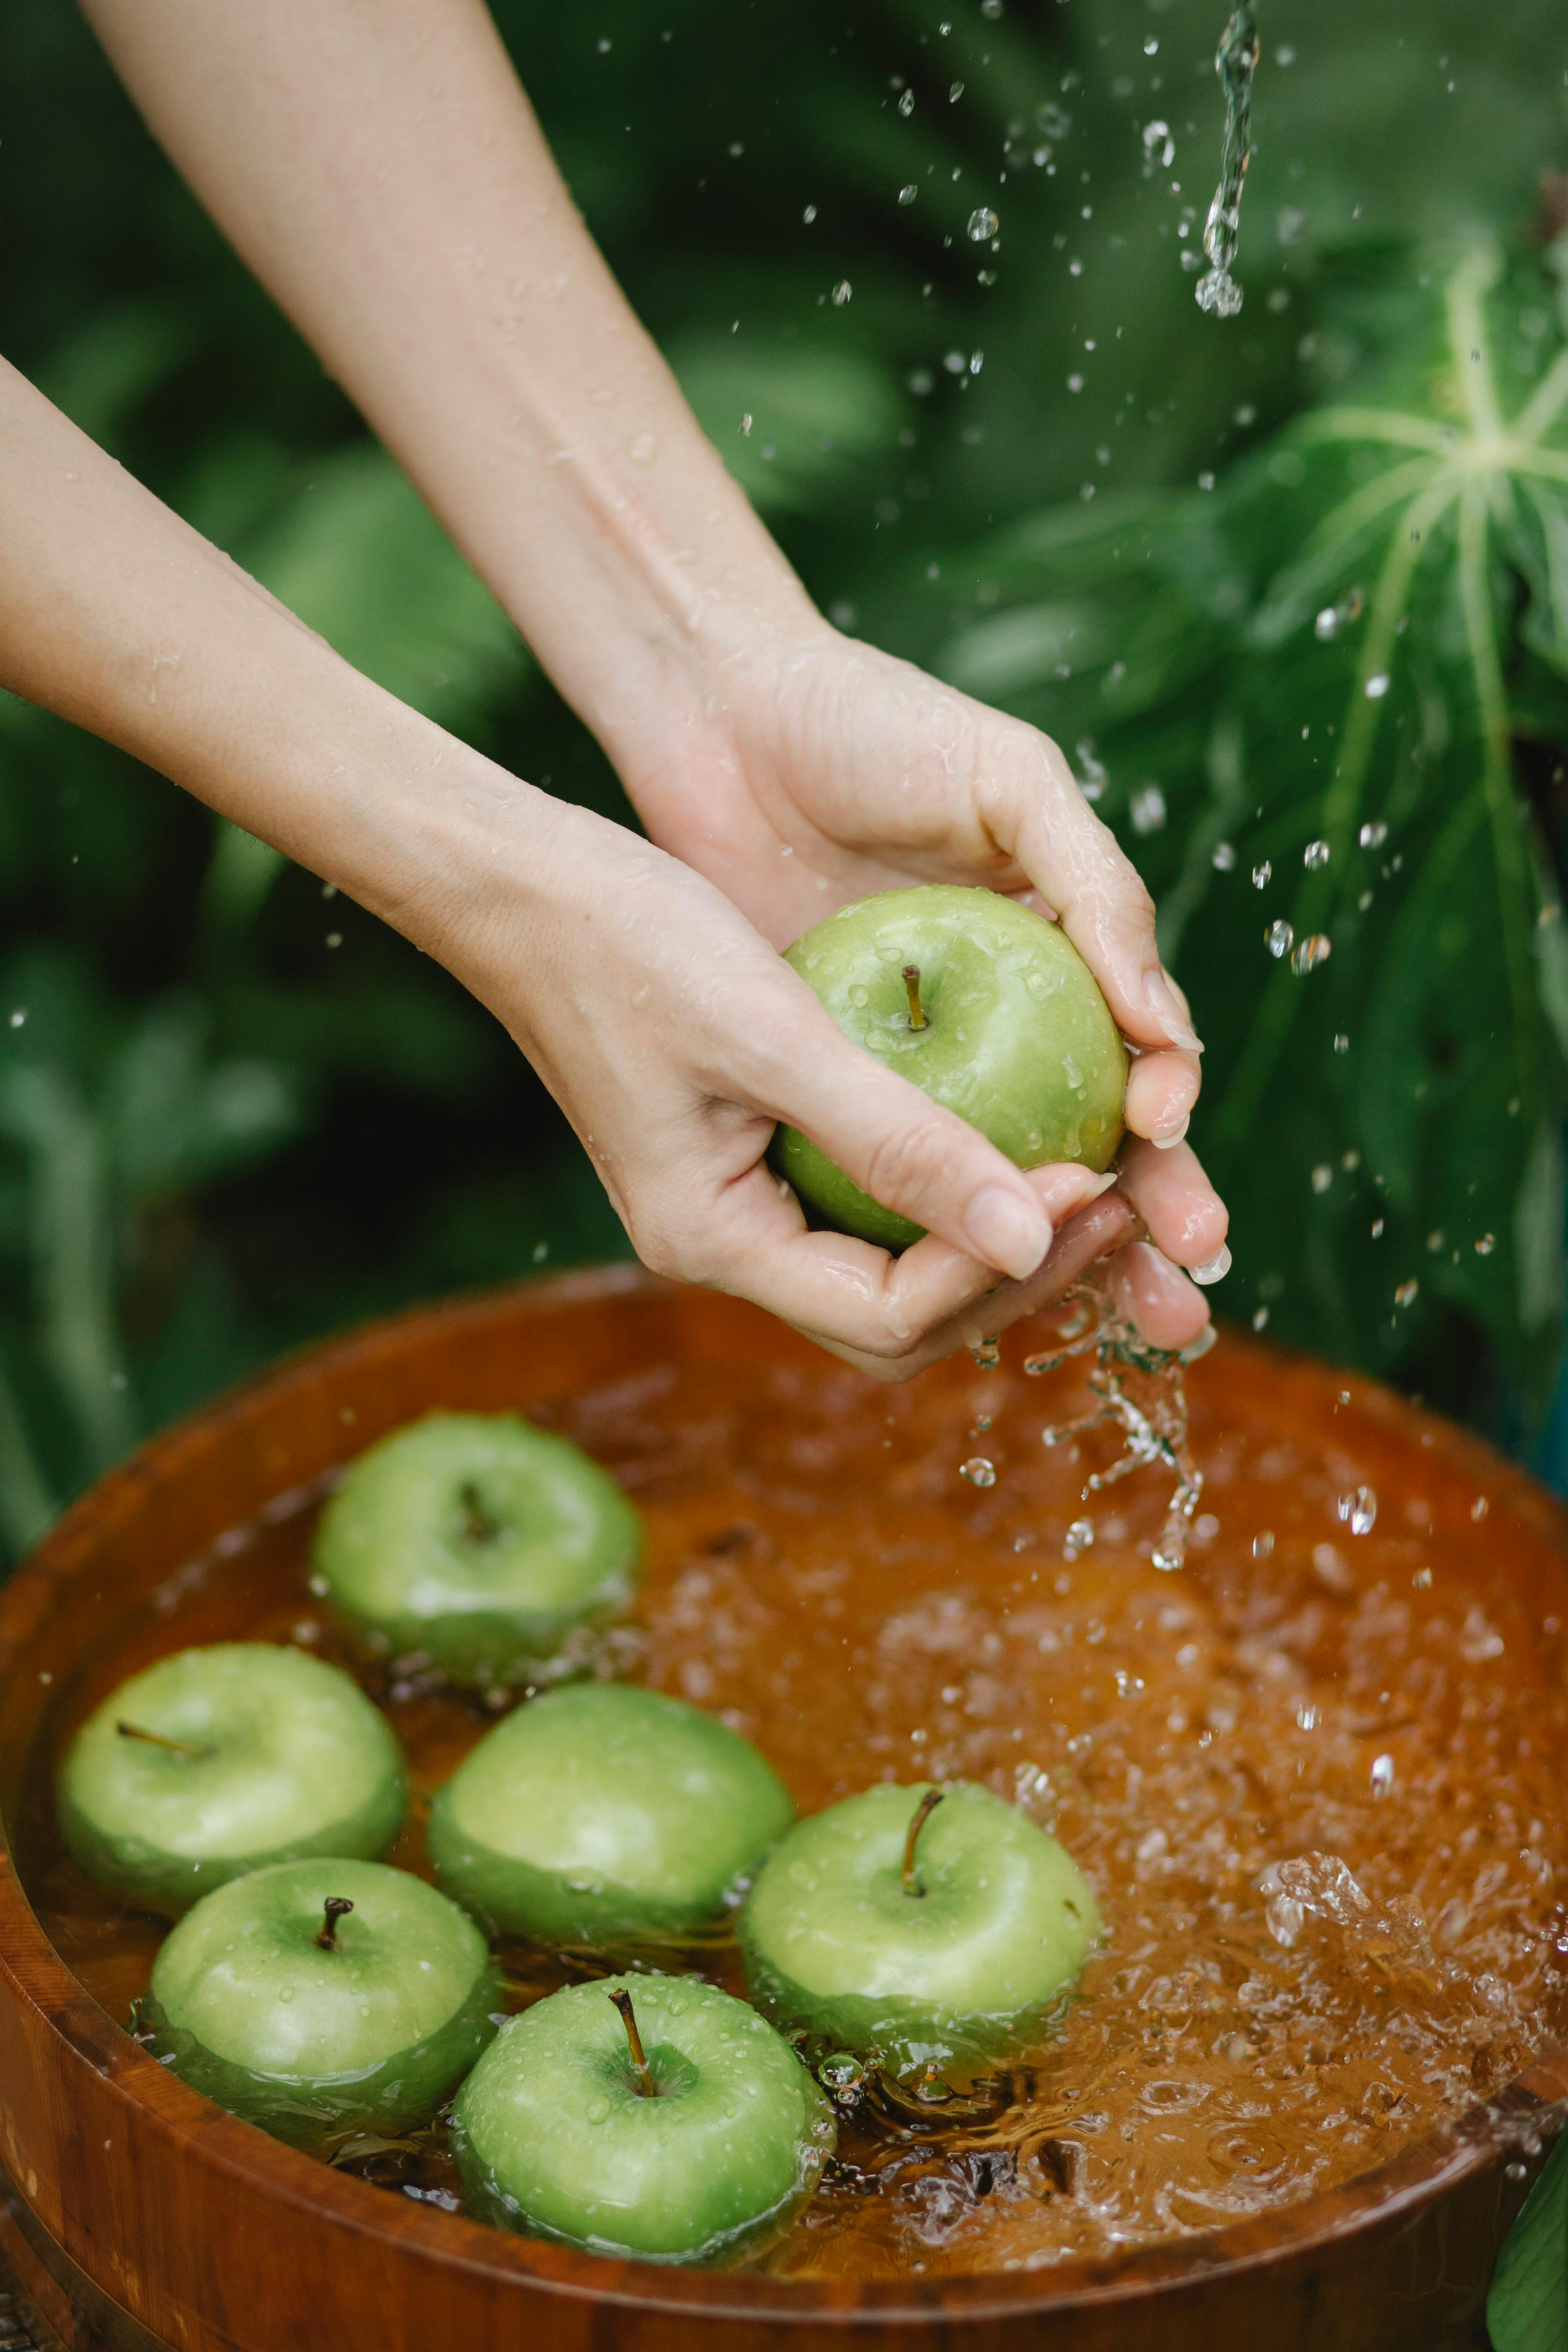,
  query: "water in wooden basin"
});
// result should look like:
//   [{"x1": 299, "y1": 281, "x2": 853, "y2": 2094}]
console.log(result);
[{"x1": 16, "y1": 1316, "x2": 1568, "y2": 2282}]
